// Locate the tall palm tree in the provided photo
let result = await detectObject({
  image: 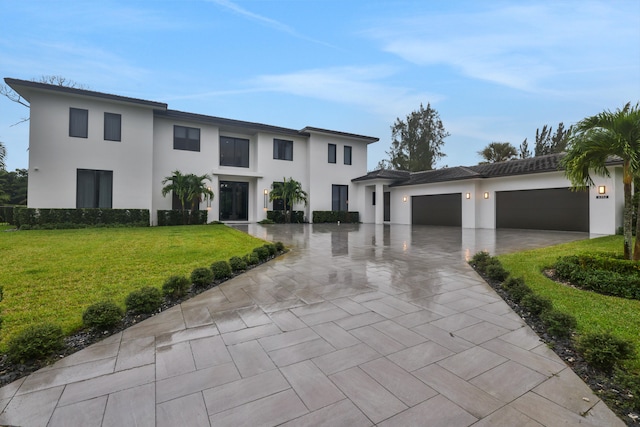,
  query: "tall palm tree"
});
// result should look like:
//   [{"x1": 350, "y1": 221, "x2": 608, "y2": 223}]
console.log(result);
[
  {"x1": 186, "y1": 173, "x2": 214, "y2": 215},
  {"x1": 161, "y1": 170, "x2": 190, "y2": 215},
  {"x1": 561, "y1": 102, "x2": 640, "y2": 260},
  {"x1": 270, "y1": 177, "x2": 308, "y2": 223},
  {"x1": 162, "y1": 171, "x2": 214, "y2": 224},
  {"x1": 477, "y1": 142, "x2": 517, "y2": 164},
  {"x1": 0, "y1": 141, "x2": 6, "y2": 170}
]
